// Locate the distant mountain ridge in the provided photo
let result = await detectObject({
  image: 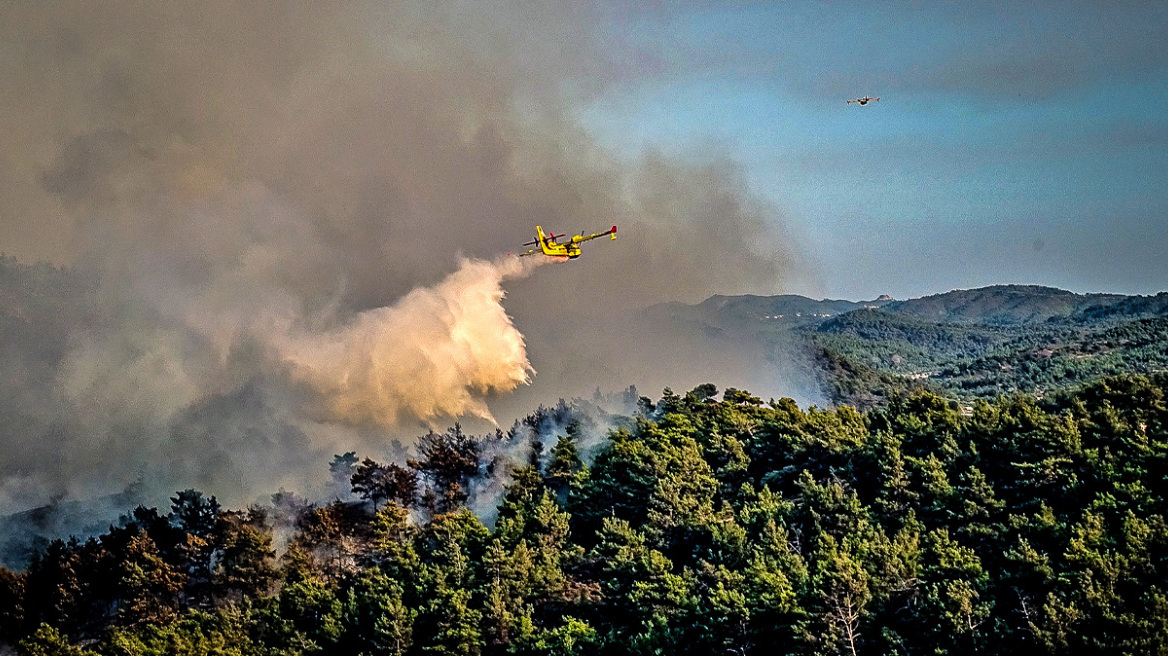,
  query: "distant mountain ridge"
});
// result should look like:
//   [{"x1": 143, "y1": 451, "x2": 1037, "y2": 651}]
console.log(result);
[
  {"x1": 647, "y1": 284, "x2": 1168, "y2": 407},
  {"x1": 881, "y1": 284, "x2": 1137, "y2": 325},
  {"x1": 659, "y1": 284, "x2": 1168, "y2": 328},
  {"x1": 645, "y1": 293, "x2": 893, "y2": 332}
]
